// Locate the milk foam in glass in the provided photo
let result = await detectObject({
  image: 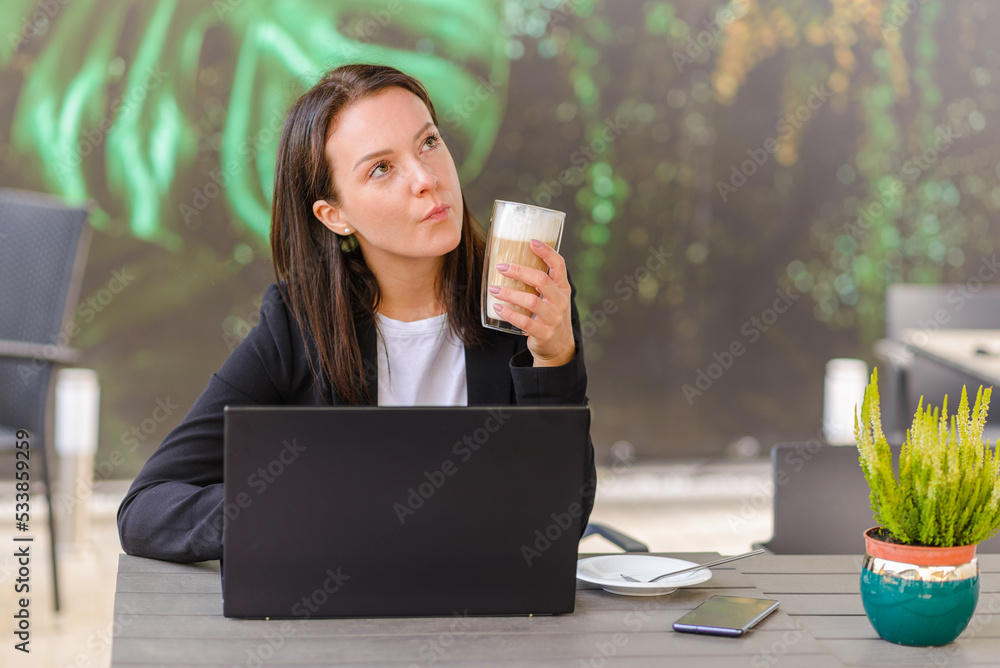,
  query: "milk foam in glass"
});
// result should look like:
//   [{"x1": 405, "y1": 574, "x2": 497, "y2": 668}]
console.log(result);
[{"x1": 482, "y1": 200, "x2": 565, "y2": 335}]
